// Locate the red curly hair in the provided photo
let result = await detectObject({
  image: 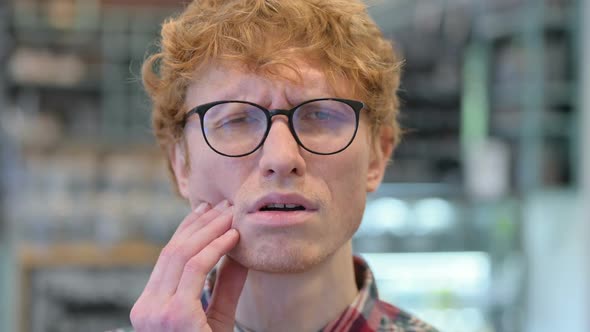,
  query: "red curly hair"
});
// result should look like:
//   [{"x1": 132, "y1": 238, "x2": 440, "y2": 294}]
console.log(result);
[{"x1": 142, "y1": 0, "x2": 403, "y2": 193}]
